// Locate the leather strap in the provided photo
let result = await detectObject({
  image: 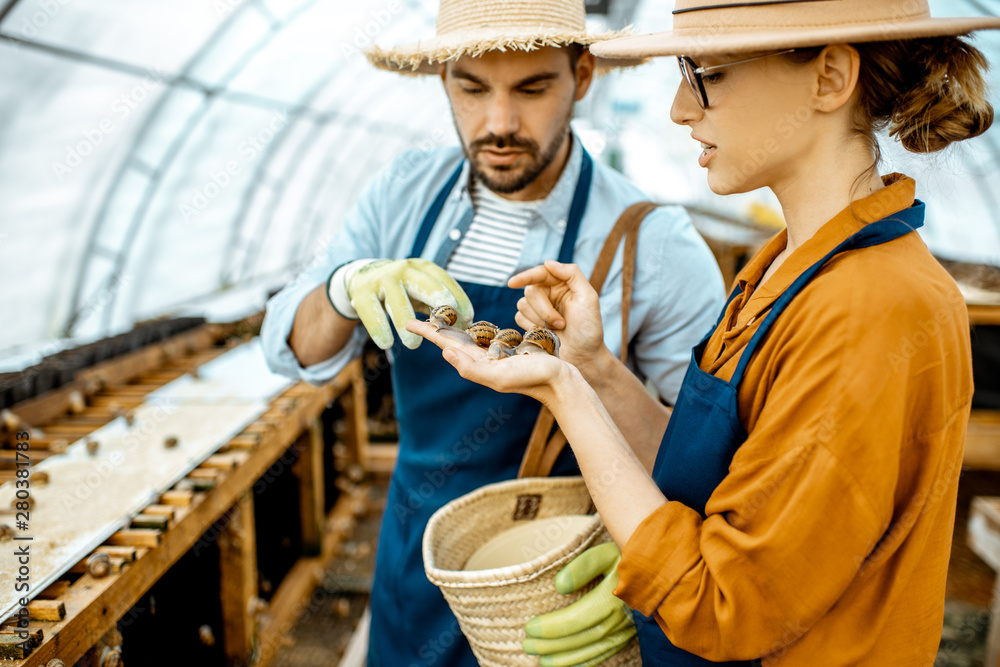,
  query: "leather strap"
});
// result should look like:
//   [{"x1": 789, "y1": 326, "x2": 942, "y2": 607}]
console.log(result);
[{"x1": 518, "y1": 201, "x2": 659, "y2": 478}]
